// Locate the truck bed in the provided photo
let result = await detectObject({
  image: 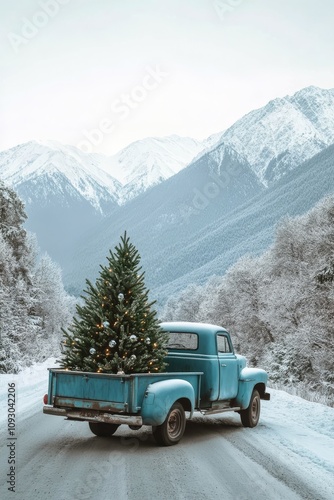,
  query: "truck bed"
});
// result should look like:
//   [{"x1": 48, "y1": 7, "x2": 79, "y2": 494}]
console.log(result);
[{"x1": 45, "y1": 368, "x2": 202, "y2": 415}]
